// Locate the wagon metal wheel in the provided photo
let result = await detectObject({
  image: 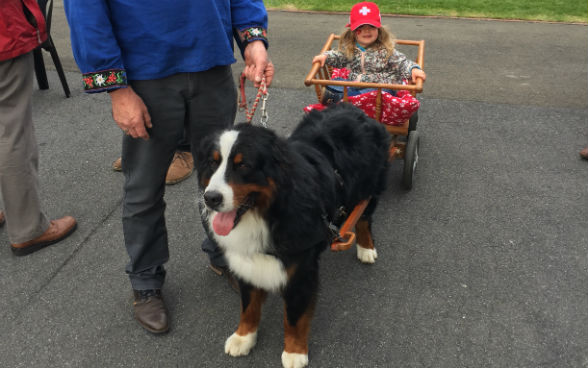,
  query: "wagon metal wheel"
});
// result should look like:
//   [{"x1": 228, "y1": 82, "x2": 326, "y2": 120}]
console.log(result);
[{"x1": 402, "y1": 130, "x2": 420, "y2": 190}]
